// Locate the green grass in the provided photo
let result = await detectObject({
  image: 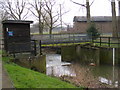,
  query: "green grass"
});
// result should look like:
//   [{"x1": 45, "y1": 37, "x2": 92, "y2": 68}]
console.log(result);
[
  {"x1": 2, "y1": 56, "x2": 79, "y2": 88},
  {"x1": 4, "y1": 63, "x2": 77, "y2": 88}
]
